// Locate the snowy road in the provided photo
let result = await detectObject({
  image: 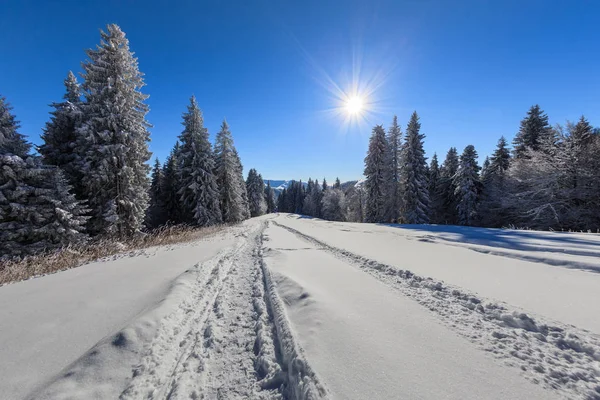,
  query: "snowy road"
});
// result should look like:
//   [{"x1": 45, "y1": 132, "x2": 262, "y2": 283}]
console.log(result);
[{"x1": 1, "y1": 214, "x2": 599, "y2": 399}]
